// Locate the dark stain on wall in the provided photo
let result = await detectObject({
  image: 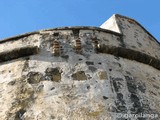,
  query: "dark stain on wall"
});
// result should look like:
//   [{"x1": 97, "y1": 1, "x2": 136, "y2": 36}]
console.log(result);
[
  {"x1": 27, "y1": 67, "x2": 62, "y2": 83},
  {"x1": 15, "y1": 109, "x2": 26, "y2": 120},
  {"x1": 45, "y1": 67, "x2": 62, "y2": 82},
  {"x1": 72, "y1": 29, "x2": 79, "y2": 38},
  {"x1": 22, "y1": 57, "x2": 30, "y2": 72},
  {"x1": 110, "y1": 77, "x2": 127, "y2": 113},
  {"x1": 125, "y1": 76, "x2": 145, "y2": 119},
  {"x1": 112, "y1": 77, "x2": 123, "y2": 92},
  {"x1": 88, "y1": 66, "x2": 97, "y2": 72},
  {"x1": 86, "y1": 61, "x2": 94, "y2": 65},
  {"x1": 153, "y1": 84, "x2": 160, "y2": 89},
  {"x1": 119, "y1": 36, "x2": 126, "y2": 48},
  {"x1": 71, "y1": 71, "x2": 87, "y2": 80},
  {"x1": 27, "y1": 72, "x2": 43, "y2": 84},
  {"x1": 8, "y1": 81, "x2": 16, "y2": 86},
  {"x1": 137, "y1": 82, "x2": 146, "y2": 93},
  {"x1": 124, "y1": 76, "x2": 154, "y2": 118}
]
